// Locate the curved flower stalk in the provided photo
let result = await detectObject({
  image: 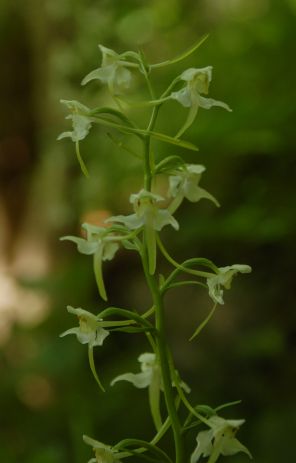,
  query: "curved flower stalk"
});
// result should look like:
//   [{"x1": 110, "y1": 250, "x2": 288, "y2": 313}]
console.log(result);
[
  {"x1": 60, "y1": 223, "x2": 121, "y2": 301},
  {"x1": 60, "y1": 306, "x2": 109, "y2": 392},
  {"x1": 83, "y1": 435, "x2": 121, "y2": 463},
  {"x1": 107, "y1": 189, "x2": 179, "y2": 275},
  {"x1": 169, "y1": 67, "x2": 231, "y2": 138},
  {"x1": 81, "y1": 45, "x2": 139, "y2": 95},
  {"x1": 190, "y1": 416, "x2": 252, "y2": 463},
  {"x1": 111, "y1": 352, "x2": 190, "y2": 431},
  {"x1": 168, "y1": 163, "x2": 220, "y2": 213},
  {"x1": 207, "y1": 265, "x2": 252, "y2": 305}
]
